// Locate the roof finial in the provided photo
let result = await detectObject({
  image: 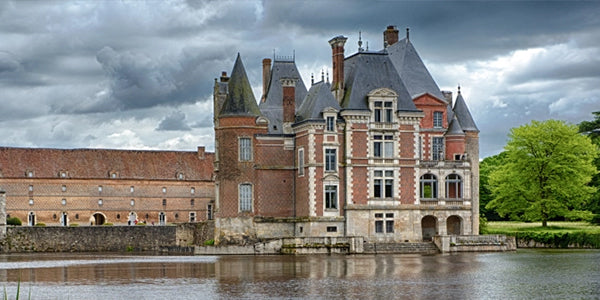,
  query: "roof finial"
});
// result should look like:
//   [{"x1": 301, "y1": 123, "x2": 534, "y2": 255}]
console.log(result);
[
  {"x1": 326, "y1": 69, "x2": 329, "y2": 83},
  {"x1": 358, "y1": 31, "x2": 364, "y2": 52},
  {"x1": 366, "y1": 41, "x2": 369, "y2": 51},
  {"x1": 457, "y1": 84, "x2": 461, "y2": 94},
  {"x1": 406, "y1": 27, "x2": 410, "y2": 41},
  {"x1": 311, "y1": 73, "x2": 314, "y2": 85},
  {"x1": 293, "y1": 49, "x2": 296, "y2": 61},
  {"x1": 321, "y1": 69, "x2": 325, "y2": 82}
]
